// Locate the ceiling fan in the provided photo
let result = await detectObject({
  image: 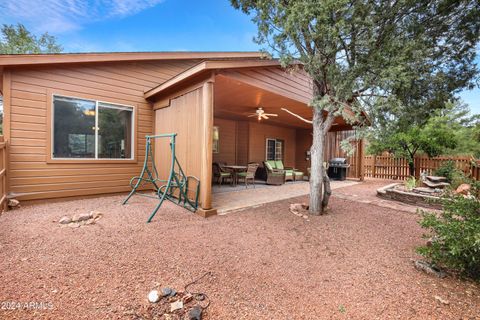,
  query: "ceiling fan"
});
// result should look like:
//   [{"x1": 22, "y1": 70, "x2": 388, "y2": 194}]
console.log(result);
[{"x1": 247, "y1": 107, "x2": 278, "y2": 121}]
